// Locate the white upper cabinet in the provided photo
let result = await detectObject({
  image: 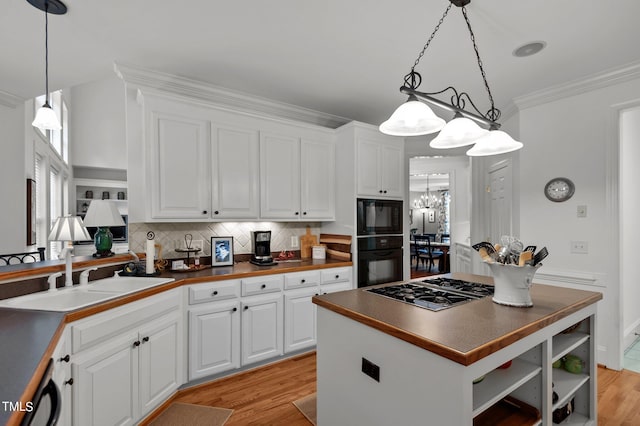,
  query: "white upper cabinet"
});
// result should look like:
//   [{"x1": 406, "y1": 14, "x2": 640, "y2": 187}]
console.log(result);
[
  {"x1": 357, "y1": 136, "x2": 403, "y2": 198},
  {"x1": 149, "y1": 112, "x2": 211, "y2": 219},
  {"x1": 211, "y1": 125, "x2": 259, "y2": 219},
  {"x1": 260, "y1": 133, "x2": 335, "y2": 220}
]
